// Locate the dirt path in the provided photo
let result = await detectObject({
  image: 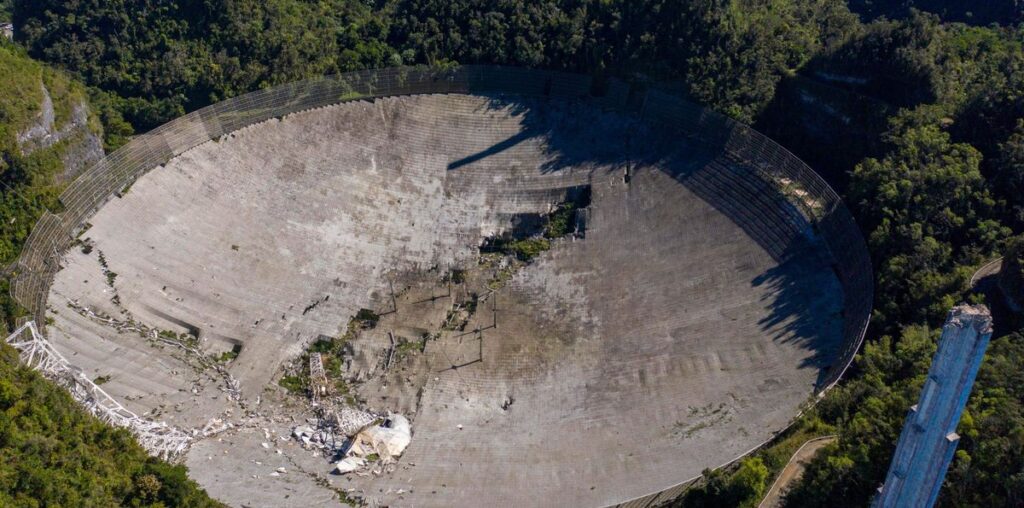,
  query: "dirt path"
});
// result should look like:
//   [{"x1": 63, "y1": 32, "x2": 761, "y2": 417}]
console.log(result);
[
  {"x1": 971, "y1": 258, "x2": 1004, "y2": 288},
  {"x1": 758, "y1": 435, "x2": 837, "y2": 508},
  {"x1": 969, "y1": 257, "x2": 1020, "y2": 336}
]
